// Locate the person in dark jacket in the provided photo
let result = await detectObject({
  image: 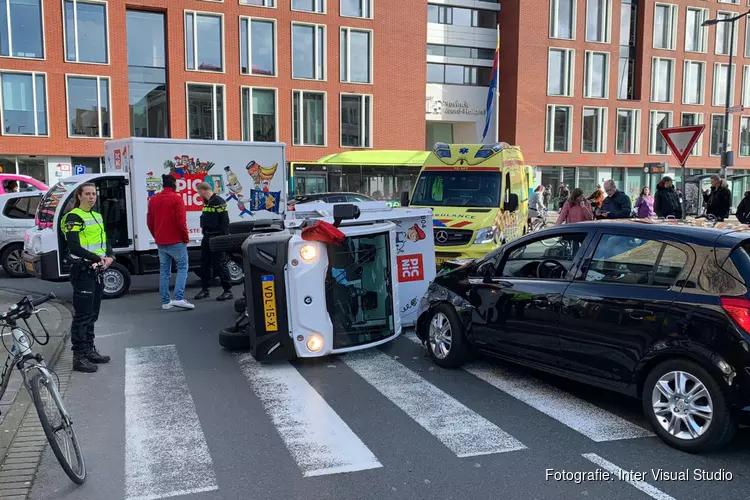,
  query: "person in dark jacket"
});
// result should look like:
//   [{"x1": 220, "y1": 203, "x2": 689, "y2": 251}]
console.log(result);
[
  {"x1": 653, "y1": 176, "x2": 682, "y2": 219},
  {"x1": 737, "y1": 192, "x2": 750, "y2": 223},
  {"x1": 596, "y1": 180, "x2": 632, "y2": 219},
  {"x1": 147, "y1": 174, "x2": 193, "y2": 310},
  {"x1": 702, "y1": 175, "x2": 732, "y2": 221},
  {"x1": 194, "y1": 182, "x2": 233, "y2": 301}
]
